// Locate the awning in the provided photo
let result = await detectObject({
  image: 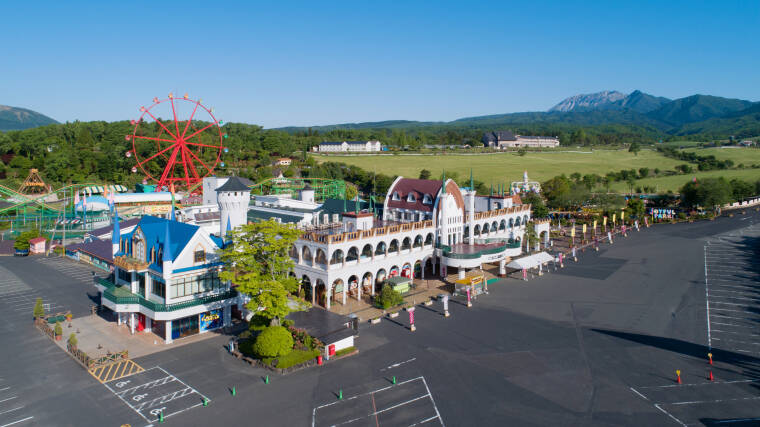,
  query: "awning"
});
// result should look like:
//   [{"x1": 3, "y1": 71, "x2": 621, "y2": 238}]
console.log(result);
[{"x1": 506, "y1": 252, "x2": 555, "y2": 270}]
